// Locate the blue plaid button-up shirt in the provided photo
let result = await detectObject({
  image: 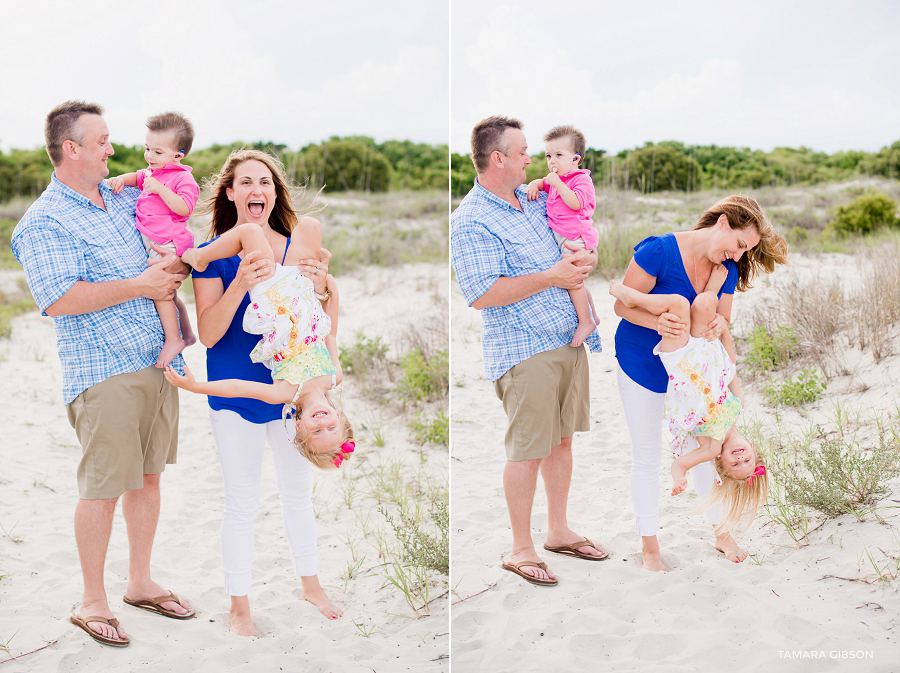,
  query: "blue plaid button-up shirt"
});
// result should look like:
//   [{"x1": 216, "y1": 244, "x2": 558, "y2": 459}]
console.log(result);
[
  {"x1": 451, "y1": 179, "x2": 601, "y2": 381},
  {"x1": 12, "y1": 175, "x2": 184, "y2": 404}
]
